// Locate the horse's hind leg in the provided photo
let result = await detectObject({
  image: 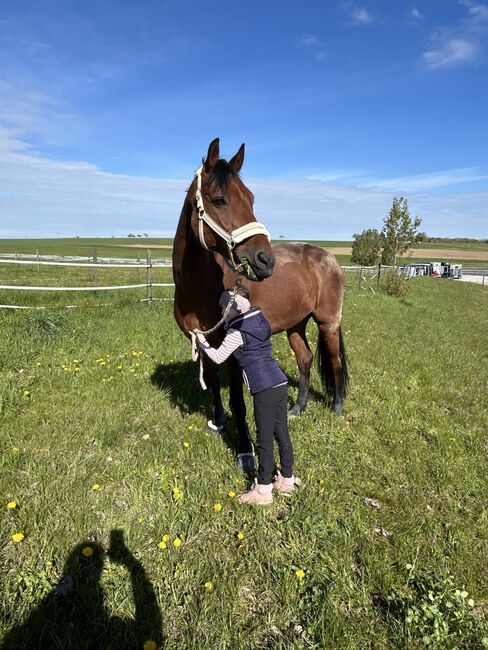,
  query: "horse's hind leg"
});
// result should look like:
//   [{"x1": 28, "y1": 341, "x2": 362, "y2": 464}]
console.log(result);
[
  {"x1": 287, "y1": 319, "x2": 313, "y2": 416},
  {"x1": 316, "y1": 322, "x2": 348, "y2": 415}
]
